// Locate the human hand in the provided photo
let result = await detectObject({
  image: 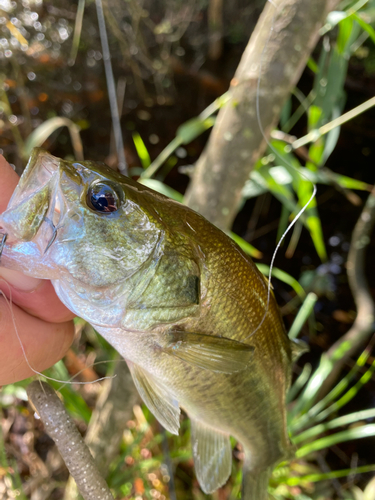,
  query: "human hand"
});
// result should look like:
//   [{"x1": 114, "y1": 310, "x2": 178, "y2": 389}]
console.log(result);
[{"x1": 0, "y1": 155, "x2": 75, "y2": 385}]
